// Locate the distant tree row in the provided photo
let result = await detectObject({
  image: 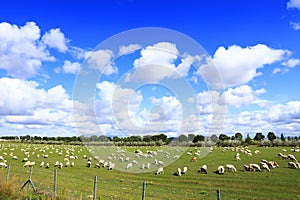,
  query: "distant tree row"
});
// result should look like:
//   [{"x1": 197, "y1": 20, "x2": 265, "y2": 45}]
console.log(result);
[{"x1": 0, "y1": 132, "x2": 299, "y2": 146}]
